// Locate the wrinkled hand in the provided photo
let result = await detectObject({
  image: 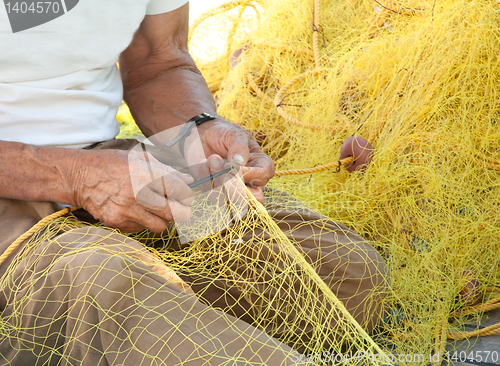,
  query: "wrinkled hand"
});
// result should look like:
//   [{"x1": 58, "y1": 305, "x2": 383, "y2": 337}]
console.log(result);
[
  {"x1": 183, "y1": 119, "x2": 275, "y2": 203},
  {"x1": 70, "y1": 149, "x2": 194, "y2": 233}
]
